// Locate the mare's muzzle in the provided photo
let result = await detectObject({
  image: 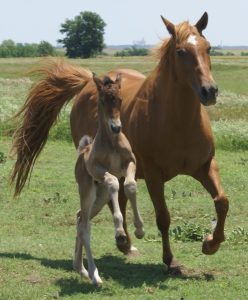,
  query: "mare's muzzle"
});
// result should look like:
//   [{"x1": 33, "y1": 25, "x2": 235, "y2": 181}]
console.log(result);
[{"x1": 199, "y1": 83, "x2": 218, "y2": 106}]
